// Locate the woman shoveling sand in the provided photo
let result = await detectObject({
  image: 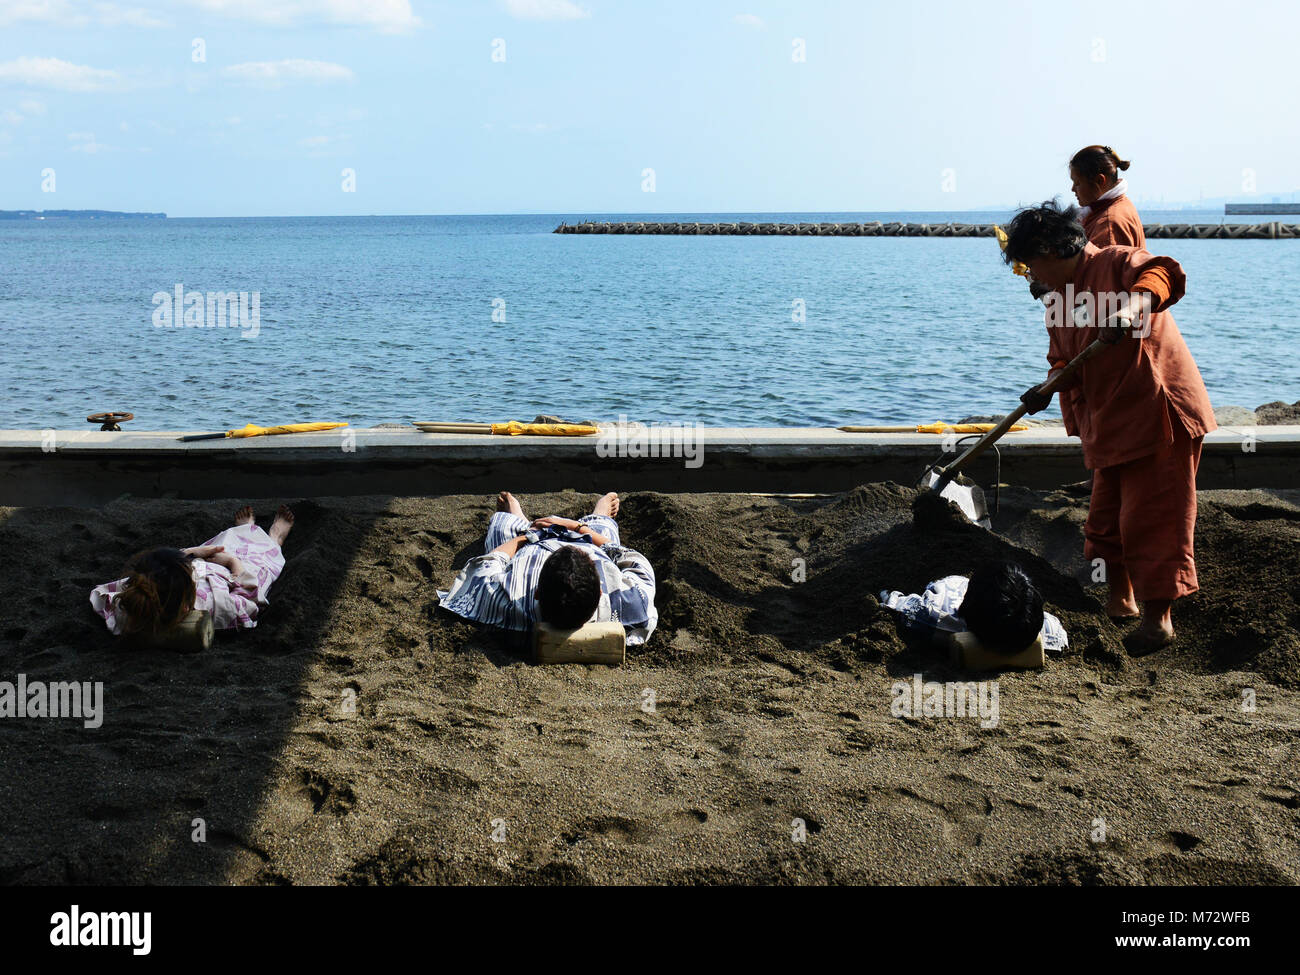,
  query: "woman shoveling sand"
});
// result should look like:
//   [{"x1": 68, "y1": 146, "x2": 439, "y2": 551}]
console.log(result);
[
  {"x1": 90, "y1": 505, "x2": 294, "y2": 637},
  {"x1": 1006, "y1": 200, "x2": 1217, "y2": 653}
]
